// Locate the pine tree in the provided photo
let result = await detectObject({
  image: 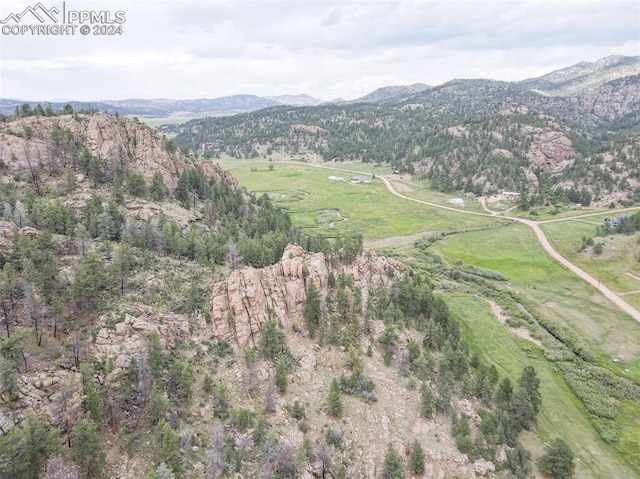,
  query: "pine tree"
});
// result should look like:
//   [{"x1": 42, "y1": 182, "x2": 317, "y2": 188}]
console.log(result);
[
  {"x1": 260, "y1": 320, "x2": 289, "y2": 361},
  {"x1": 419, "y1": 384, "x2": 435, "y2": 418},
  {"x1": 154, "y1": 419, "x2": 181, "y2": 474},
  {"x1": 73, "y1": 419, "x2": 105, "y2": 478},
  {"x1": 410, "y1": 439, "x2": 426, "y2": 475},
  {"x1": 276, "y1": 358, "x2": 288, "y2": 394},
  {"x1": 145, "y1": 383, "x2": 168, "y2": 426},
  {"x1": 539, "y1": 438, "x2": 574, "y2": 479},
  {"x1": 328, "y1": 378, "x2": 343, "y2": 417},
  {"x1": 0, "y1": 355, "x2": 19, "y2": 400},
  {"x1": 150, "y1": 171, "x2": 169, "y2": 202},
  {"x1": 518, "y1": 366, "x2": 541, "y2": 414},
  {"x1": 304, "y1": 279, "x2": 322, "y2": 337},
  {"x1": 382, "y1": 445, "x2": 405, "y2": 479}
]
